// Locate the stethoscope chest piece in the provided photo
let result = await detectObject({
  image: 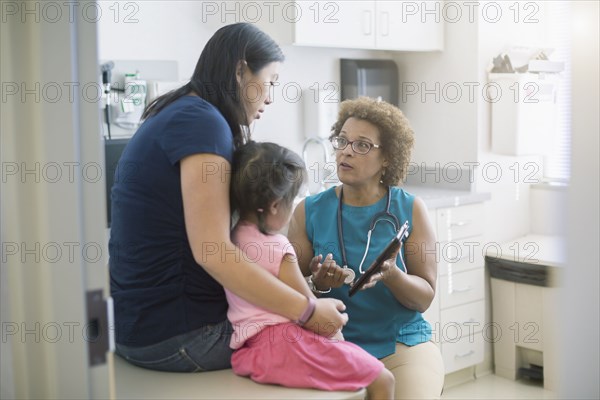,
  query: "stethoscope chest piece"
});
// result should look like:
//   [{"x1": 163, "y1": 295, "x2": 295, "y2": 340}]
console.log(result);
[{"x1": 342, "y1": 266, "x2": 355, "y2": 284}]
